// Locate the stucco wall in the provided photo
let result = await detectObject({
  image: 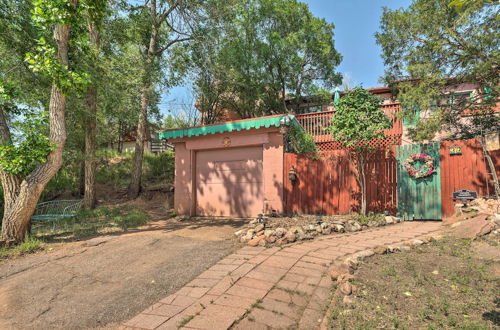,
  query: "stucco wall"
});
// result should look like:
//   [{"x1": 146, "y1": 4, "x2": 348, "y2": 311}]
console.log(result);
[{"x1": 172, "y1": 127, "x2": 284, "y2": 217}]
